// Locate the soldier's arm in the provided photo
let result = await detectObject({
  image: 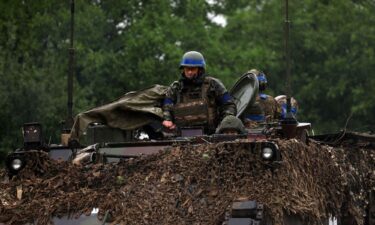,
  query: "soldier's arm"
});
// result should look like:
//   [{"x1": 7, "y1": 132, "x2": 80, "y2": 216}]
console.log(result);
[
  {"x1": 273, "y1": 98, "x2": 282, "y2": 121},
  {"x1": 210, "y1": 78, "x2": 237, "y2": 119},
  {"x1": 162, "y1": 81, "x2": 180, "y2": 123}
]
